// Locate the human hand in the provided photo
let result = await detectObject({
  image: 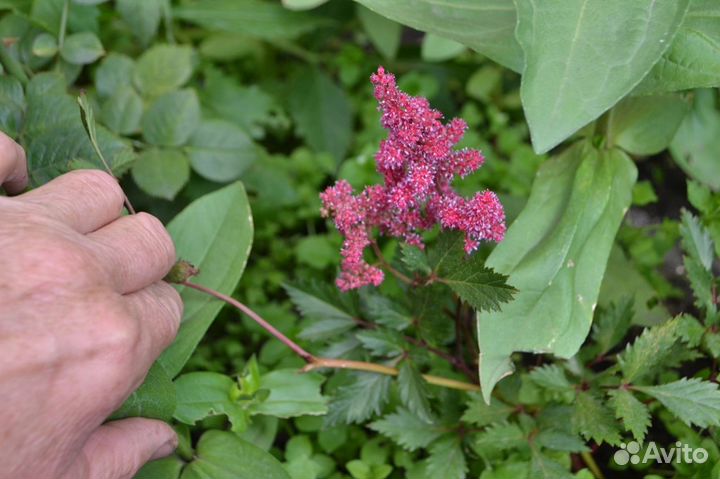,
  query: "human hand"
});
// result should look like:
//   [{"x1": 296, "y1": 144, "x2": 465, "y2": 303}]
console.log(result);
[{"x1": 0, "y1": 133, "x2": 183, "y2": 479}]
